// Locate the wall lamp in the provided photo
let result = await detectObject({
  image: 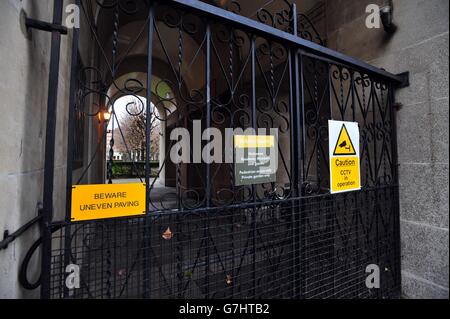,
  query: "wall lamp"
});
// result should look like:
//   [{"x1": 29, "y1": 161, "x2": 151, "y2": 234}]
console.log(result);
[
  {"x1": 103, "y1": 111, "x2": 112, "y2": 122},
  {"x1": 380, "y1": 1, "x2": 397, "y2": 34},
  {"x1": 98, "y1": 110, "x2": 112, "y2": 123}
]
